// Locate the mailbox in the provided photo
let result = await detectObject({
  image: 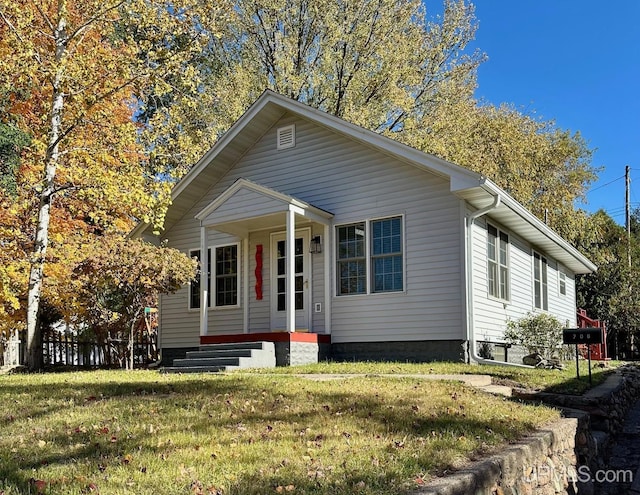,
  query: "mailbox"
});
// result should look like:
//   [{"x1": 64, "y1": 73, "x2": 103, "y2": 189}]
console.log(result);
[{"x1": 562, "y1": 327, "x2": 603, "y2": 345}]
